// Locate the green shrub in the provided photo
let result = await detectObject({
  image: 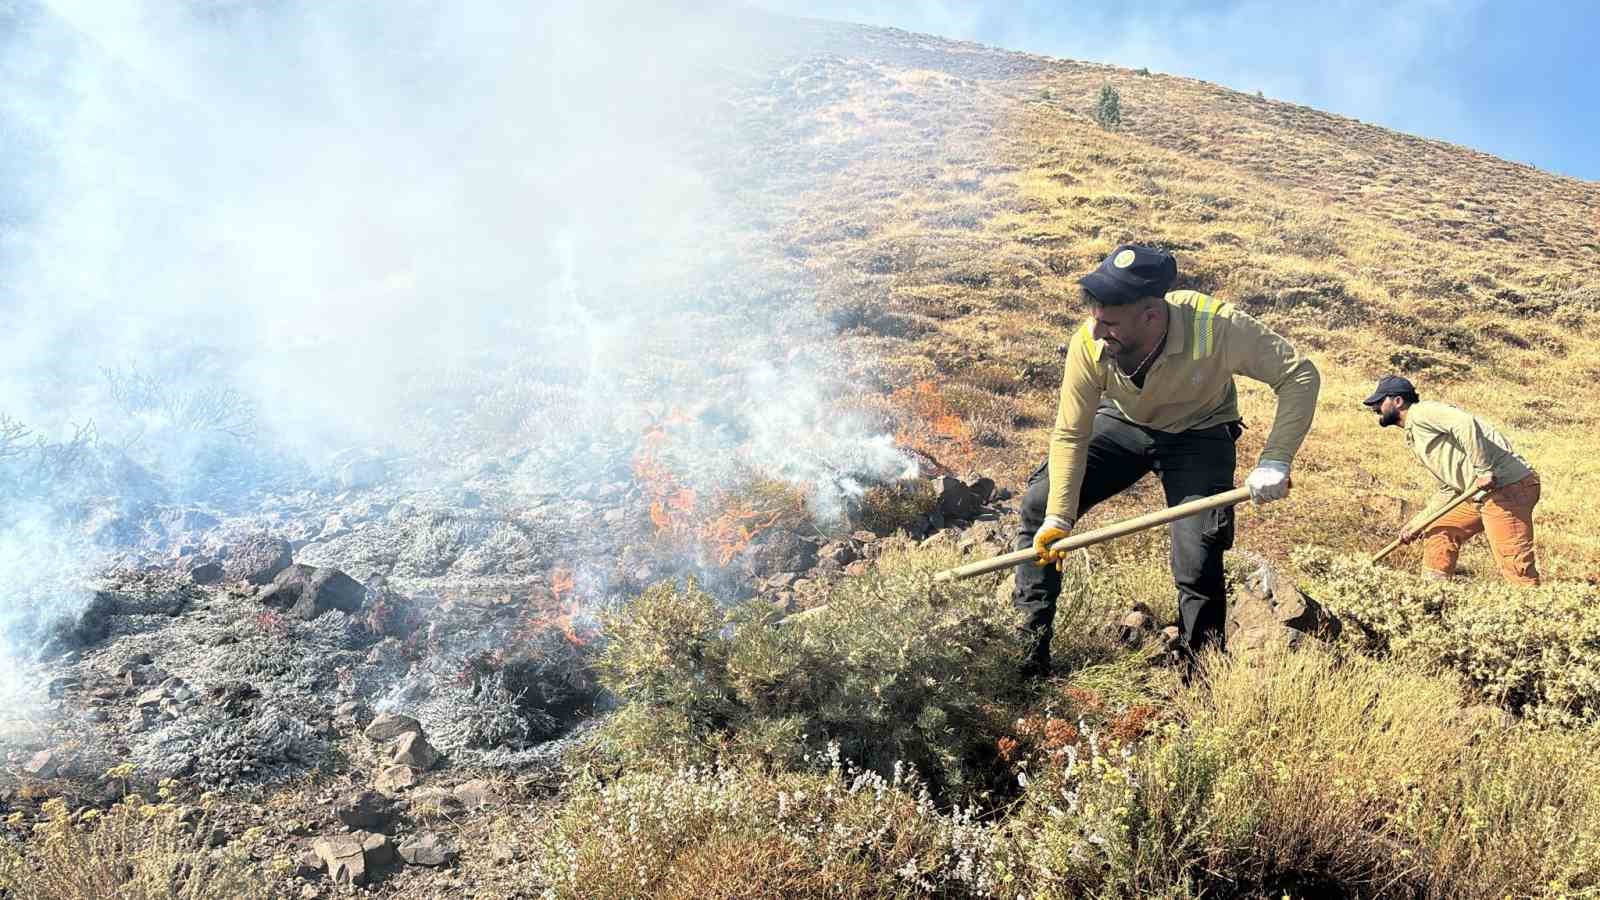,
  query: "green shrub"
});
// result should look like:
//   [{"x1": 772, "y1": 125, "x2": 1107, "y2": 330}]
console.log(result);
[
  {"x1": 595, "y1": 545, "x2": 1027, "y2": 802},
  {"x1": 532, "y1": 756, "x2": 1005, "y2": 899},
  {"x1": 0, "y1": 795, "x2": 268, "y2": 900},
  {"x1": 1094, "y1": 84, "x2": 1122, "y2": 130},
  {"x1": 1002, "y1": 645, "x2": 1600, "y2": 898},
  {"x1": 1295, "y1": 547, "x2": 1600, "y2": 721}
]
